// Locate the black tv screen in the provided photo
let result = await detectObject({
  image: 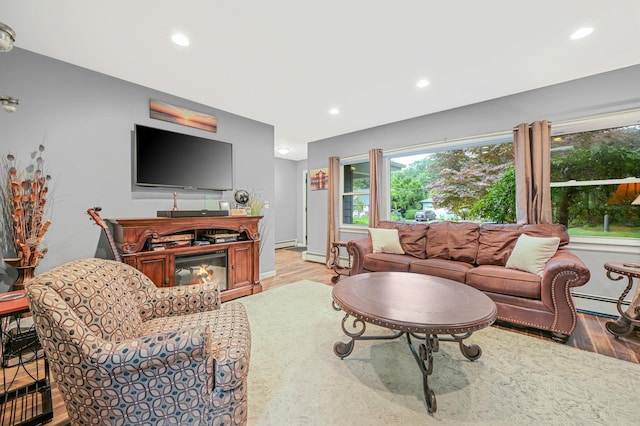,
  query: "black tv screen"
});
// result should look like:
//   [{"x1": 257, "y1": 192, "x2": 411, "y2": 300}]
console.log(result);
[{"x1": 134, "y1": 124, "x2": 233, "y2": 191}]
